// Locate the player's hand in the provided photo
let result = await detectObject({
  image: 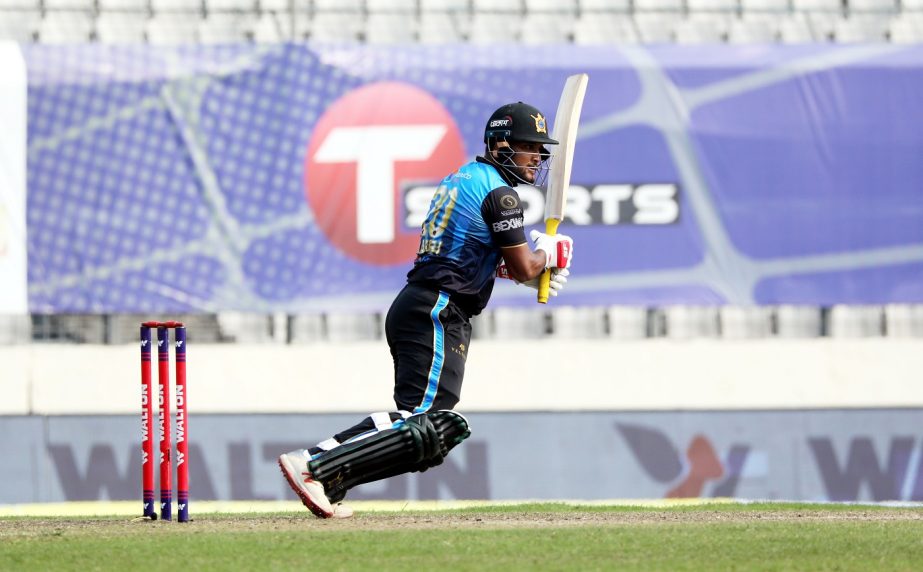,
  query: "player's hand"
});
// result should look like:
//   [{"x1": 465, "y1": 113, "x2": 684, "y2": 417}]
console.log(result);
[
  {"x1": 523, "y1": 268, "x2": 569, "y2": 296},
  {"x1": 530, "y1": 230, "x2": 573, "y2": 269},
  {"x1": 497, "y1": 262, "x2": 569, "y2": 297}
]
